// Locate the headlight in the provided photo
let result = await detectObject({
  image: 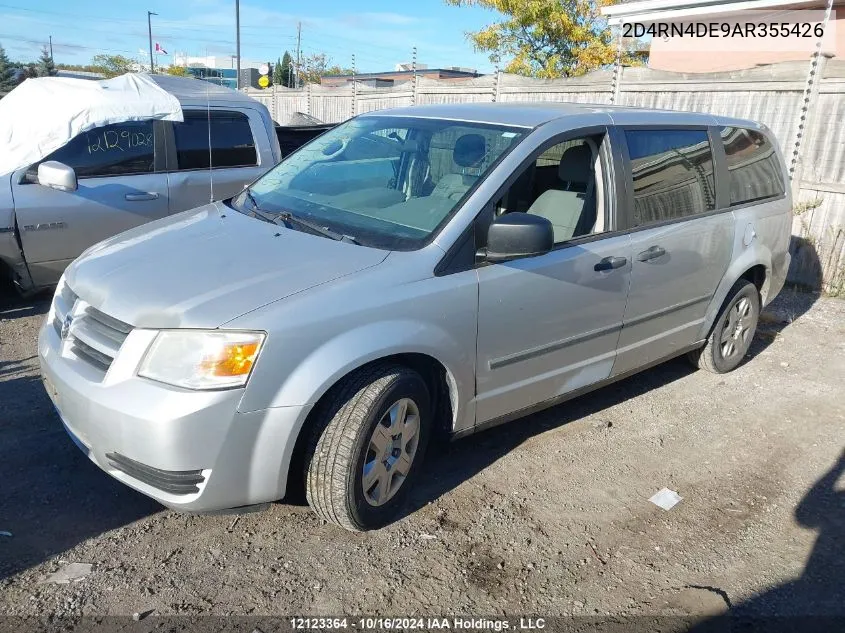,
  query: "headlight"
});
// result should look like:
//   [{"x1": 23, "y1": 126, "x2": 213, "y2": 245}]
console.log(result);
[{"x1": 138, "y1": 330, "x2": 266, "y2": 390}]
